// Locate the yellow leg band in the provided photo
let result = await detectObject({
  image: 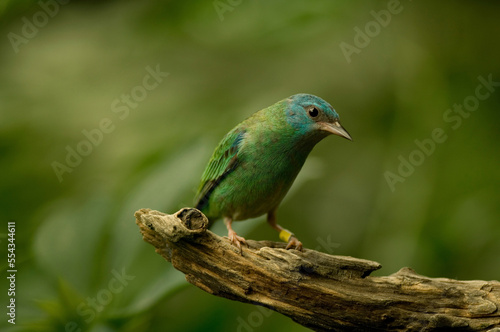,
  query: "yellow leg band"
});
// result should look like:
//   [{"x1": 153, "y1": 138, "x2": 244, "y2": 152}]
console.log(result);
[{"x1": 279, "y1": 229, "x2": 294, "y2": 242}]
